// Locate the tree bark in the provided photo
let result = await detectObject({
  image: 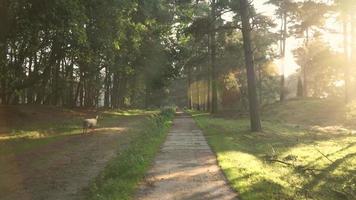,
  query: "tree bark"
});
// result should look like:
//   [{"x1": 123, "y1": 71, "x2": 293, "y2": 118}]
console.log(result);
[
  {"x1": 302, "y1": 28, "x2": 310, "y2": 97},
  {"x1": 280, "y1": 12, "x2": 287, "y2": 101},
  {"x1": 104, "y1": 66, "x2": 111, "y2": 108},
  {"x1": 111, "y1": 71, "x2": 120, "y2": 108},
  {"x1": 210, "y1": 0, "x2": 218, "y2": 113},
  {"x1": 239, "y1": 0, "x2": 262, "y2": 132},
  {"x1": 343, "y1": 15, "x2": 350, "y2": 103},
  {"x1": 207, "y1": 34, "x2": 212, "y2": 112},
  {"x1": 352, "y1": 15, "x2": 356, "y2": 100},
  {"x1": 0, "y1": 0, "x2": 9, "y2": 104},
  {"x1": 187, "y1": 65, "x2": 192, "y2": 109}
]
